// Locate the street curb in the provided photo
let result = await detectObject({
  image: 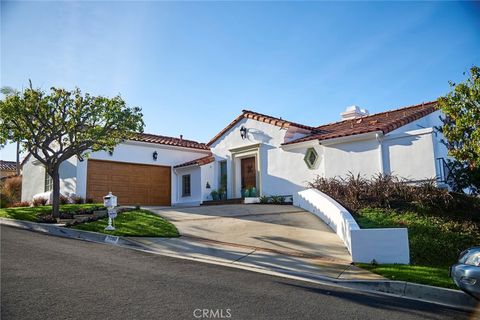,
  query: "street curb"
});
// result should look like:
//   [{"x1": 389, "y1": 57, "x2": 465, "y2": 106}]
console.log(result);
[
  {"x1": 0, "y1": 217, "x2": 144, "y2": 249},
  {"x1": 1, "y1": 218, "x2": 478, "y2": 312}
]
